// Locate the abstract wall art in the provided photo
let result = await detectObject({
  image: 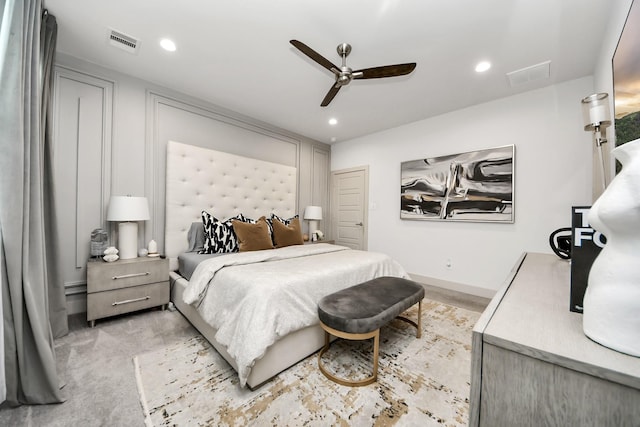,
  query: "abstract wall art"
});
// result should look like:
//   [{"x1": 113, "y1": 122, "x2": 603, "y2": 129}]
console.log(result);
[{"x1": 400, "y1": 145, "x2": 514, "y2": 222}]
